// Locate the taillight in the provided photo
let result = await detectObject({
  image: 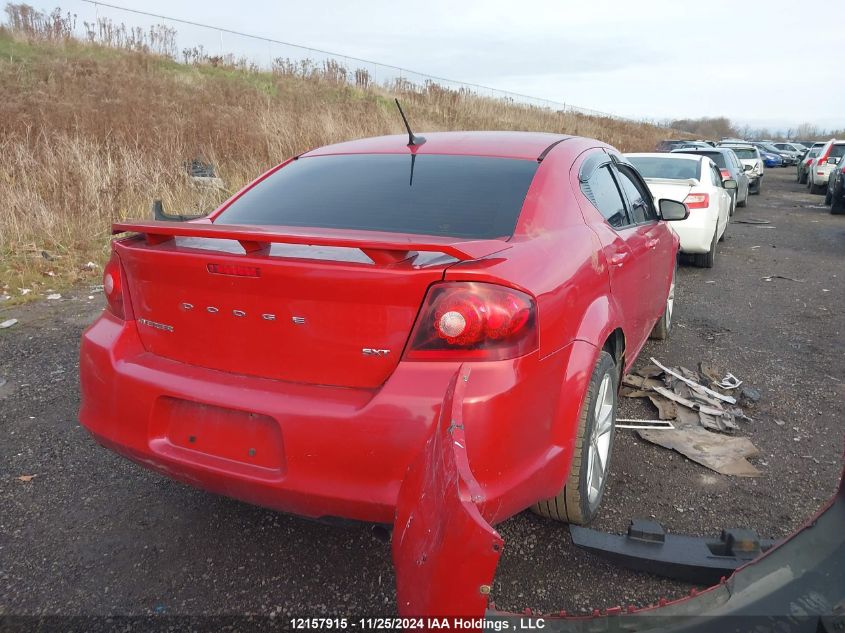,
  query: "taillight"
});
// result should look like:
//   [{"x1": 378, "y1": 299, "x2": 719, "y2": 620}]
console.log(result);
[
  {"x1": 808, "y1": 159, "x2": 815, "y2": 166},
  {"x1": 404, "y1": 282, "x2": 537, "y2": 361},
  {"x1": 103, "y1": 252, "x2": 130, "y2": 320},
  {"x1": 817, "y1": 146, "x2": 831, "y2": 165},
  {"x1": 719, "y1": 169, "x2": 730, "y2": 180},
  {"x1": 683, "y1": 193, "x2": 710, "y2": 209}
]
